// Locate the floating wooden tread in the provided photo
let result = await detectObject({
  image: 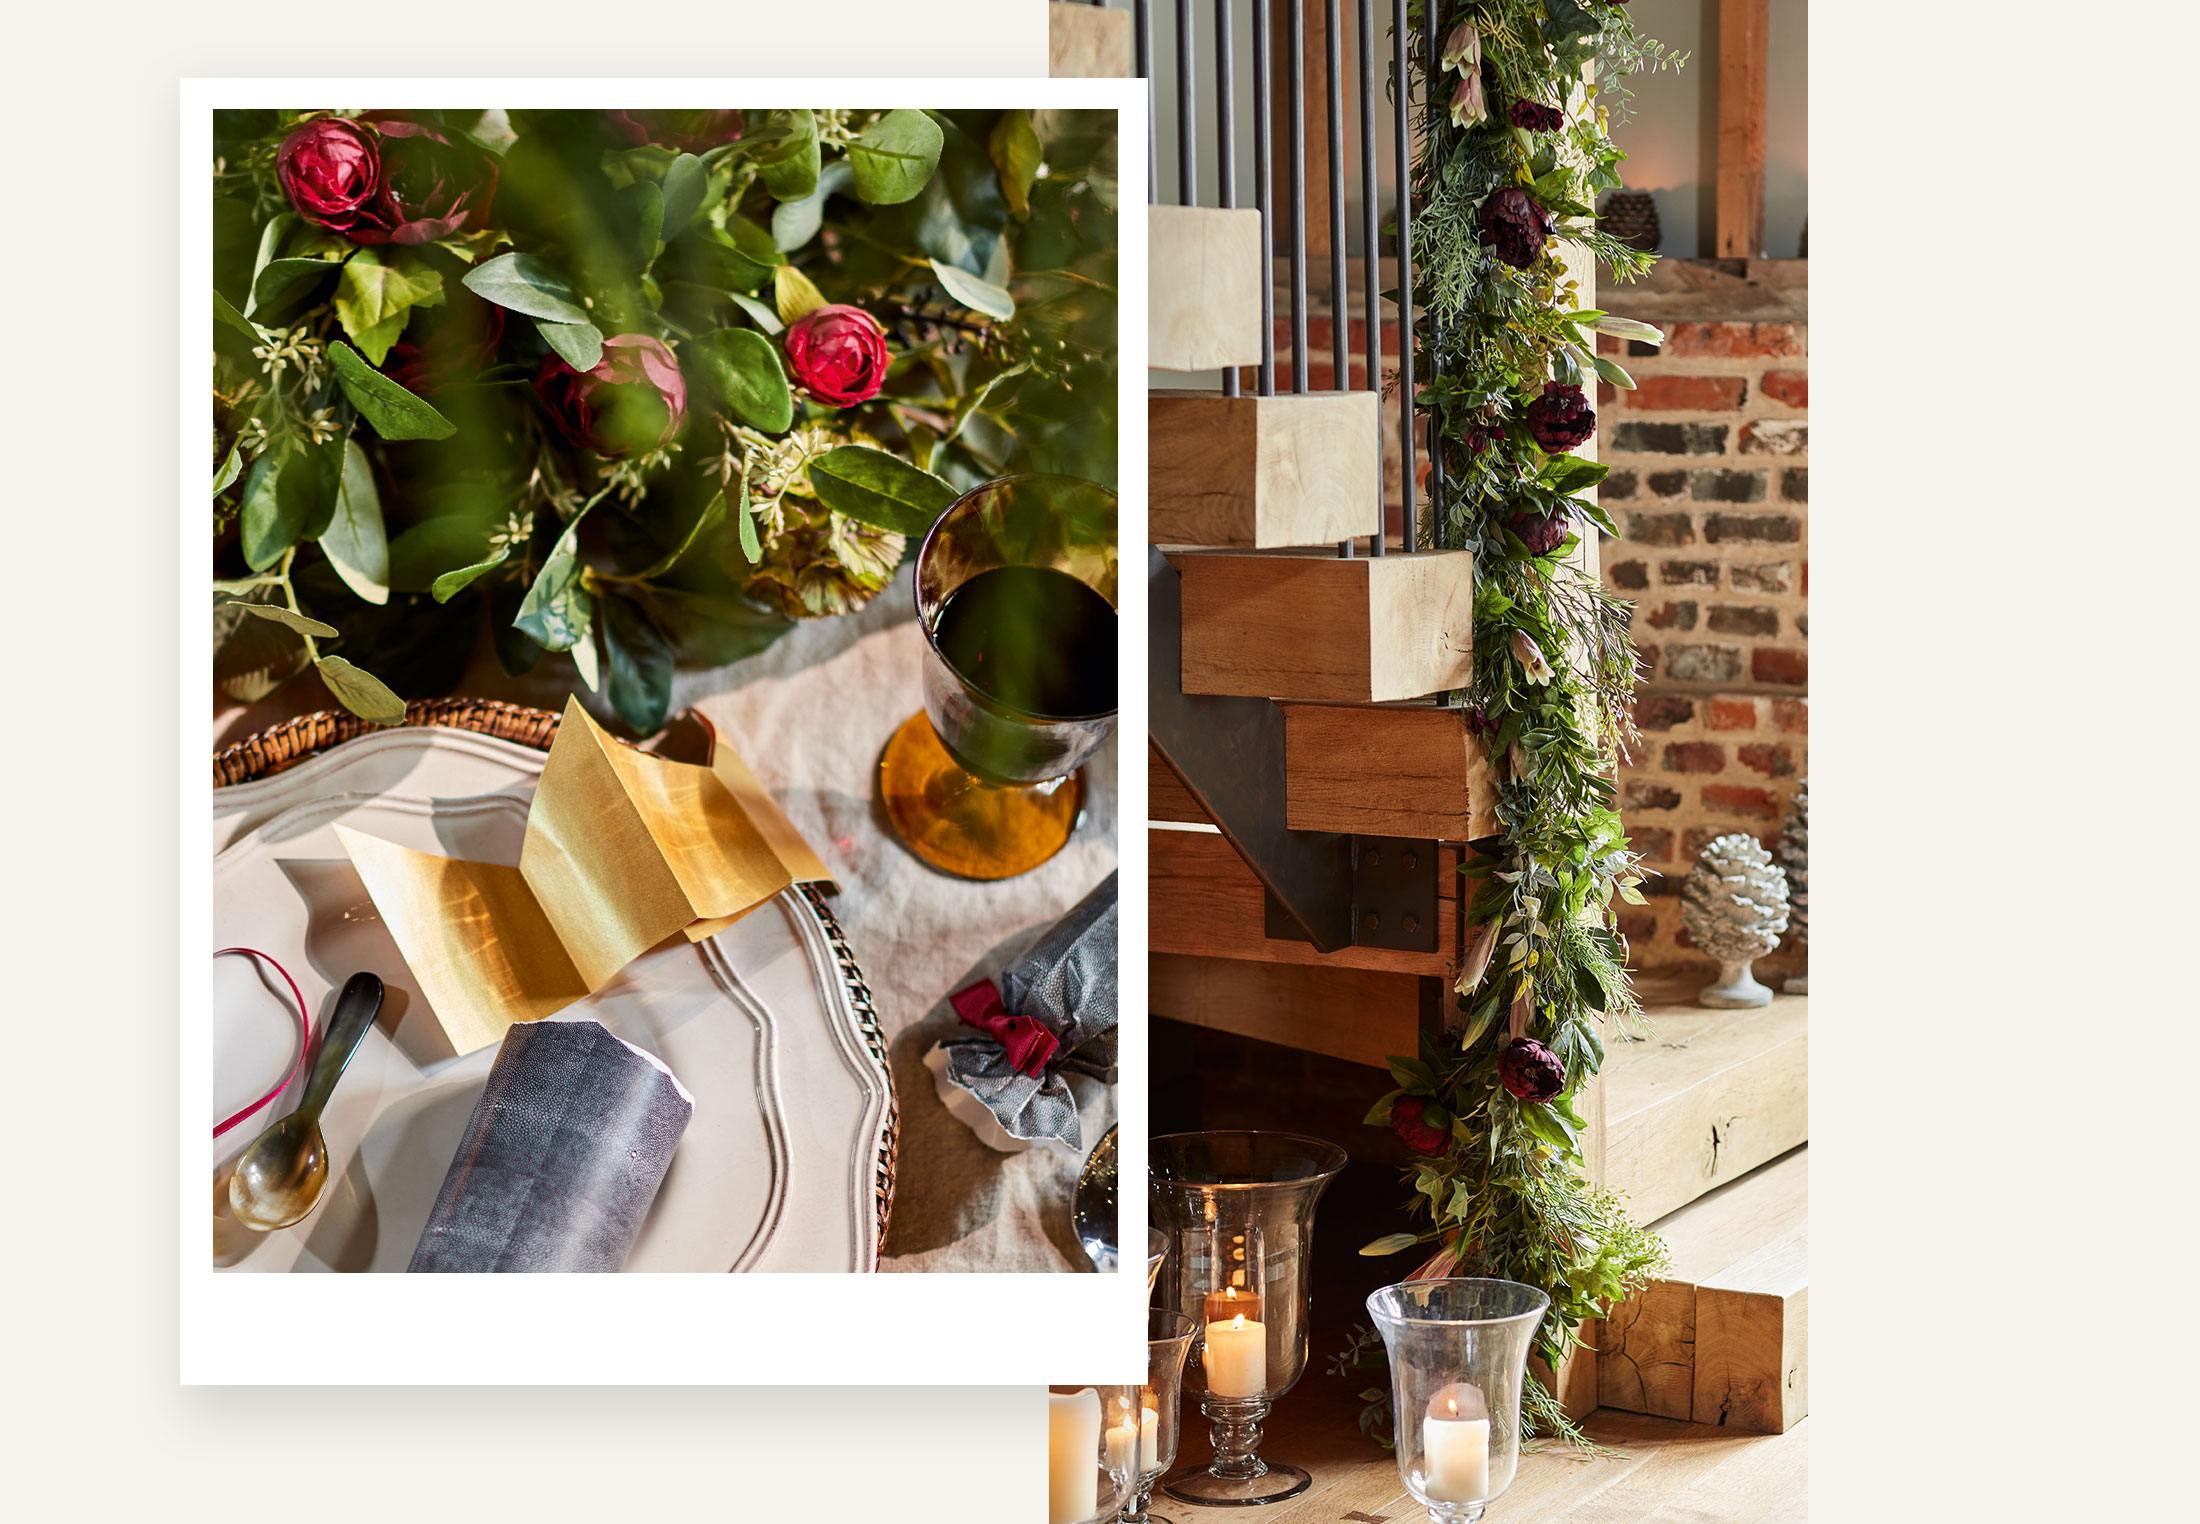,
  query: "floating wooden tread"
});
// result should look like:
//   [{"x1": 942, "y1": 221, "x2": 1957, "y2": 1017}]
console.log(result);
[
  {"x1": 1150, "y1": 206, "x2": 1265, "y2": 371},
  {"x1": 1149, "y1": 952, "x2": 1424, "y2": 1070},
  {"x1": 1600, "y1": 1147, "x2": 1808, "y2": 1434},
  {"x1": 1173, "y1": 547, "x2": 1475, "y2": 704},
  {"x1": 1147, "y1": 826, "x2": 1456, "y2": 976},
  {"x1": 1603, "y1": 990, "x2": 1809, "y2": 1225},
  {"x1": 1048, "y1": 1, "x2": 1133, "y2": 77},
  {"x1": 1281, "y1": 701, "x2": 1499, "y2": 840},
  {"x1": 1150, "y1": 390, "x2": 1381, "y2": 548}
]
